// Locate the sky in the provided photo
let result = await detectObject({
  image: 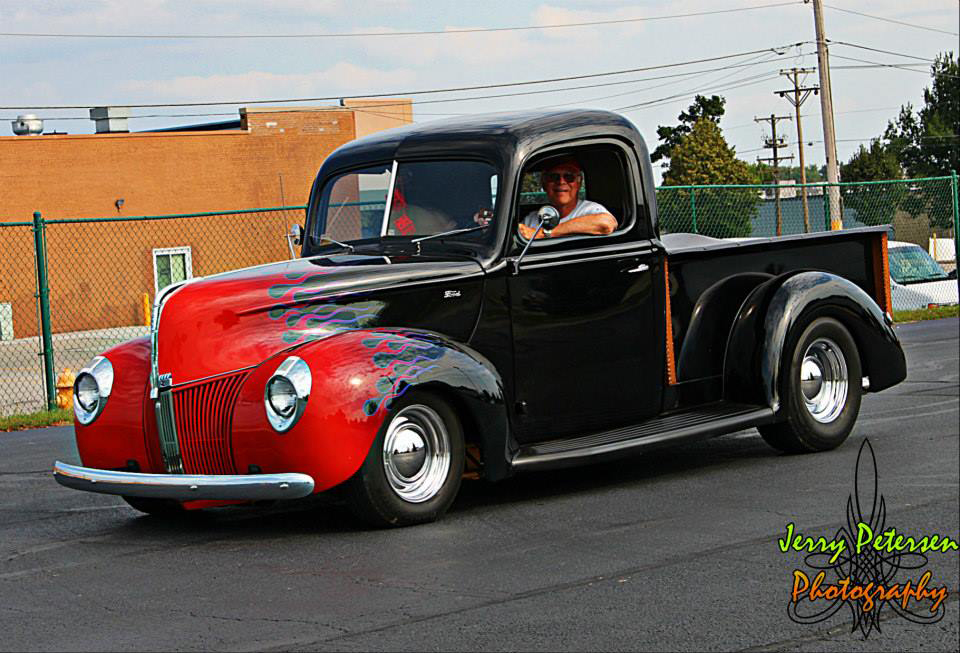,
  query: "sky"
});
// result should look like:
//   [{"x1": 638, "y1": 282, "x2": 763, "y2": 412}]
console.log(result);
[{"x1": 1, "y1": 0, "x2": 957, "y2": 184}]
